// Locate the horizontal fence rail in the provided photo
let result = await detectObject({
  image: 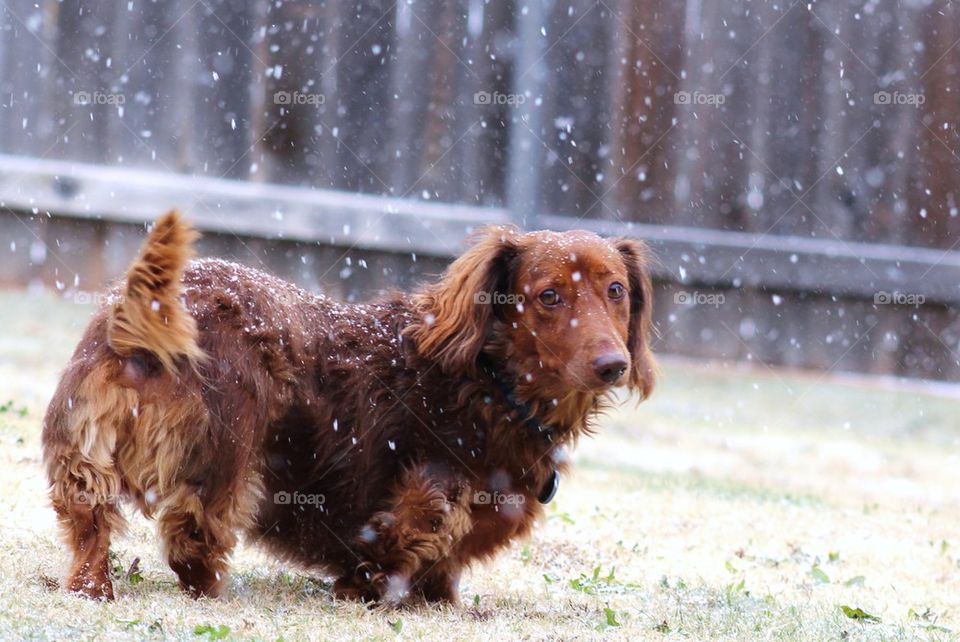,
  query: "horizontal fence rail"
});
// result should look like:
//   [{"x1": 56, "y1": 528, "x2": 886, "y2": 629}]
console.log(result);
[{"x1": 2, "y1": 154, "x2": 959, "y2": 305}]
